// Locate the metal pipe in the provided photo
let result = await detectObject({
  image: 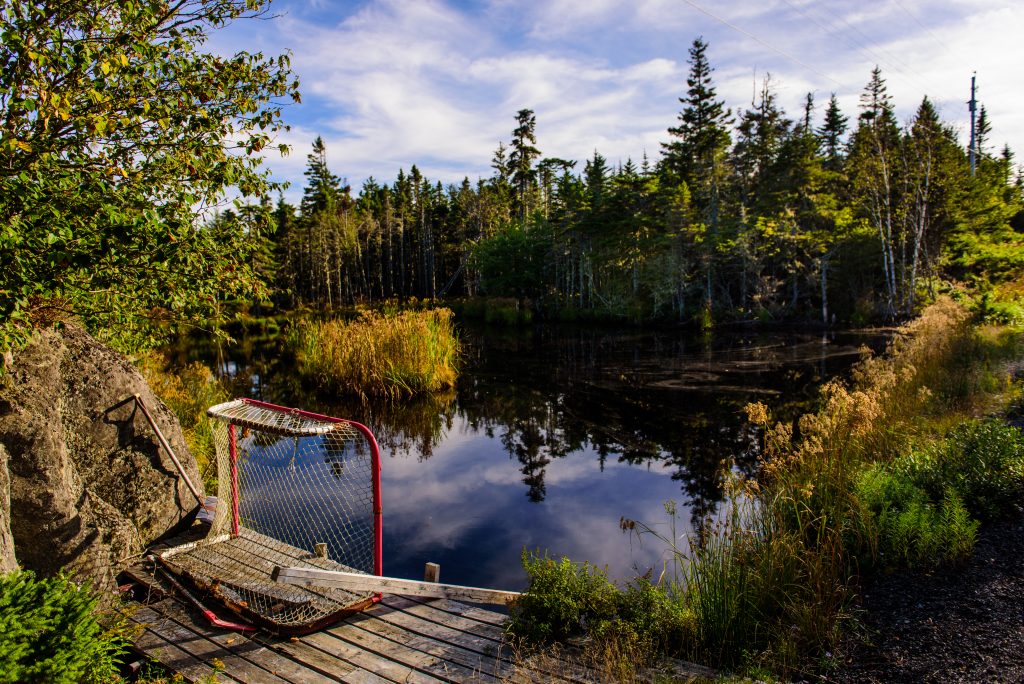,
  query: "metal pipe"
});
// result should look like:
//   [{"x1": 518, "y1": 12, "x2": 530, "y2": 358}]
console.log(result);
[
  {"x1": 228, "y1": 422, "x2": 240, "y2": 538},
  {"x1": 133, "y1": 394, "x2": 204, "y2": 507},
  {"x1": 151, "y1": 556, "x2": 256, "y2": 632}
]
